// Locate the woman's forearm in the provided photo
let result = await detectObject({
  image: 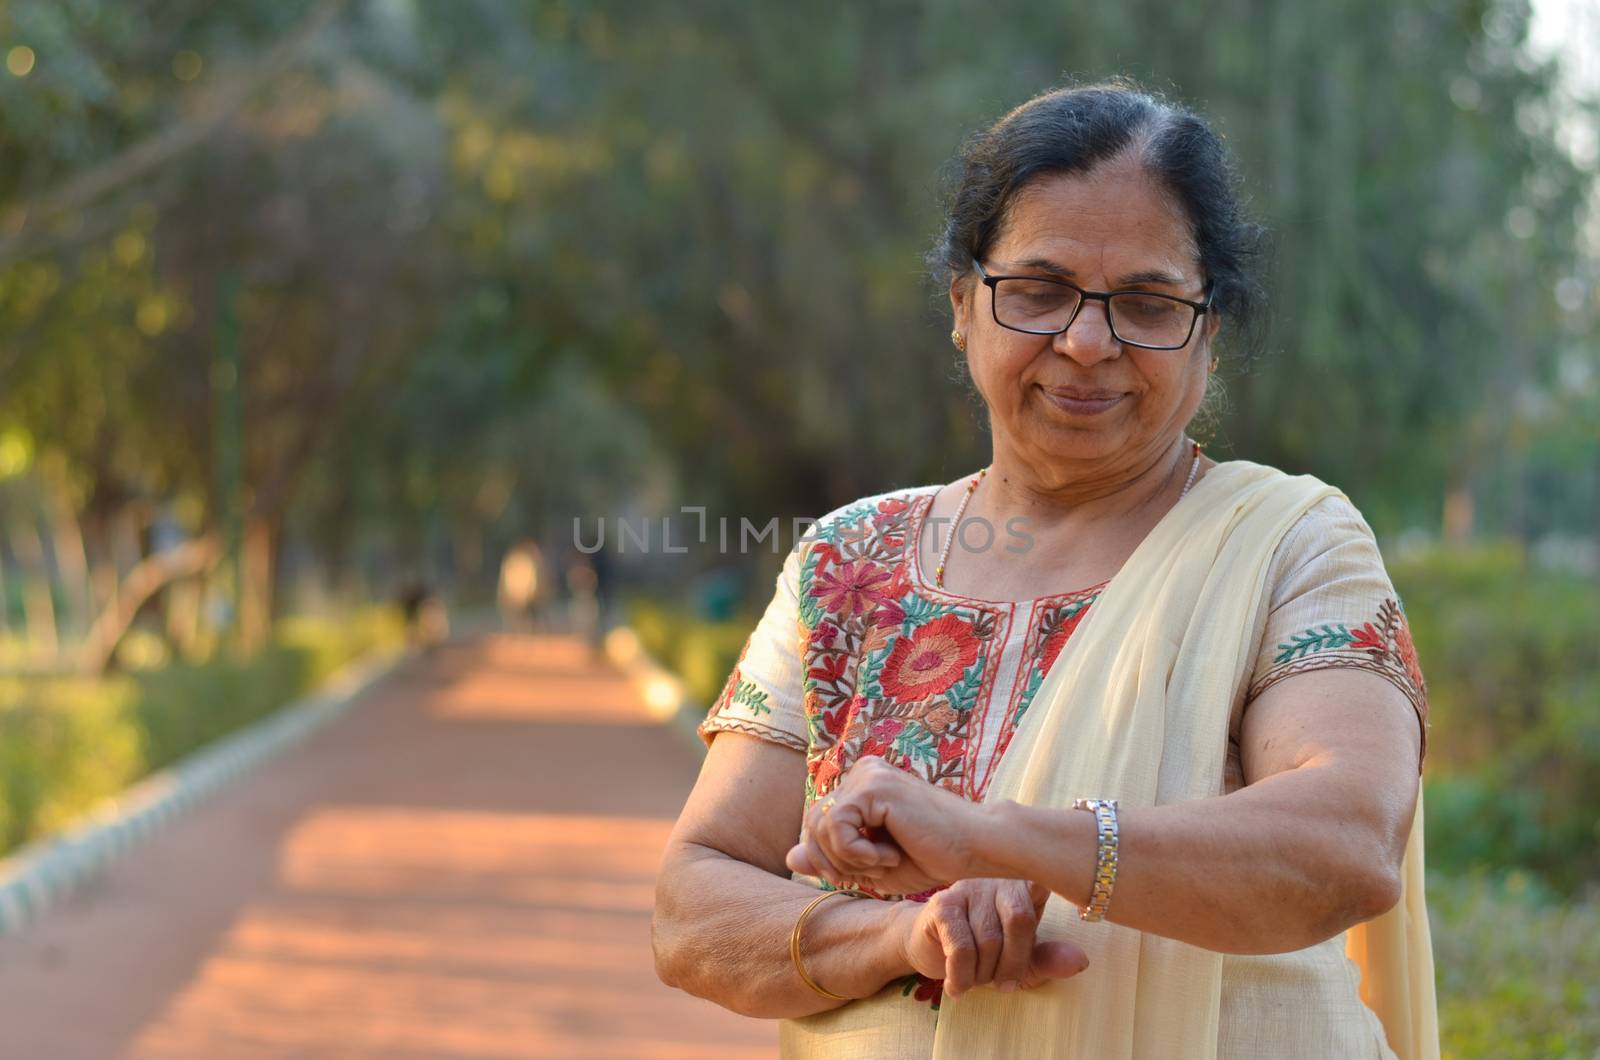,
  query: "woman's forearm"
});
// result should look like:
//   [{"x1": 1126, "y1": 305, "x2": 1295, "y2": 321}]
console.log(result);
[
  {"x1": 653, "y1": 840, "x2": 915, "y2": 1018},
  {"x1": 974, "y1": 760, "x2": 1403, "y2": 955}
]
